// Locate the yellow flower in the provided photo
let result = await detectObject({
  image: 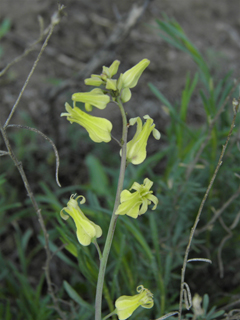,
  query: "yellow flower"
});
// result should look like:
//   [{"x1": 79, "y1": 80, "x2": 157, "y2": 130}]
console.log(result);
[
  {"x1": 102, "y1": 60, "x2": 120, "y2": 78},
  {"x1": 61, "y1": 102, "x2": 112, "y2": 143},
  {"x1": 106, "y1": 78, "x2": 117, "y2": 91},
  {"x1": 84, "y1": 76, "x2": 104, "y2": 87},
  {"x1": 115, "y1": 285, "x2": 154, "y2": 320},
  {"x1": 84, "y1": 60, "x2": 120, "y2": 89},
  {"x1": 123, "y1": 115, "x2": 160, "y2": 165},
  {"x1": 121, "y1": 59, "x2": 150, "y2": 89},
  {"x1": 115, "y1": 178, "x2": 158, "y2": 218},
  {"x1": 60, "y1": 194, "x2": 102, "y2": 246},
  {"x1": 72, "y1": 88, "x2": 110, "y2": 111},
  {"x1": 192, "y1": 294, "x2": 204, "y2": 317}
]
